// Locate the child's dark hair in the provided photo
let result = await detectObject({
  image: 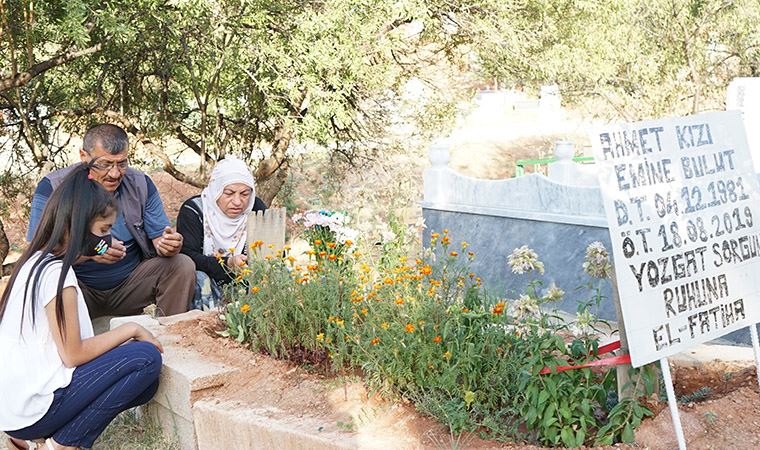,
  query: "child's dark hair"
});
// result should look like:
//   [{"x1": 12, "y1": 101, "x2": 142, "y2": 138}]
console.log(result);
[{"x1": 0, "y1": 162, "x2": 117, "y2": 334}]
